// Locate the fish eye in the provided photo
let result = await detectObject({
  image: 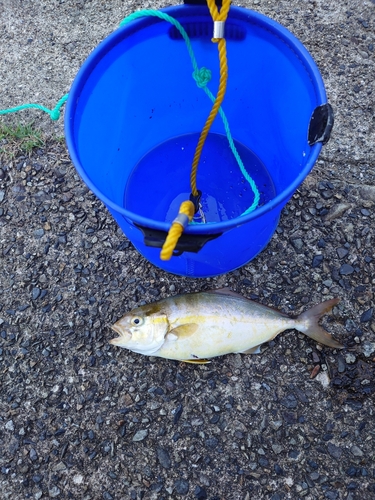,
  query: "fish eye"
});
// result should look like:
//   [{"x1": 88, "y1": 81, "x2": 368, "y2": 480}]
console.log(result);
[{"x1": 131, "y1": 316, "x2": 144, "y2": 327}]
